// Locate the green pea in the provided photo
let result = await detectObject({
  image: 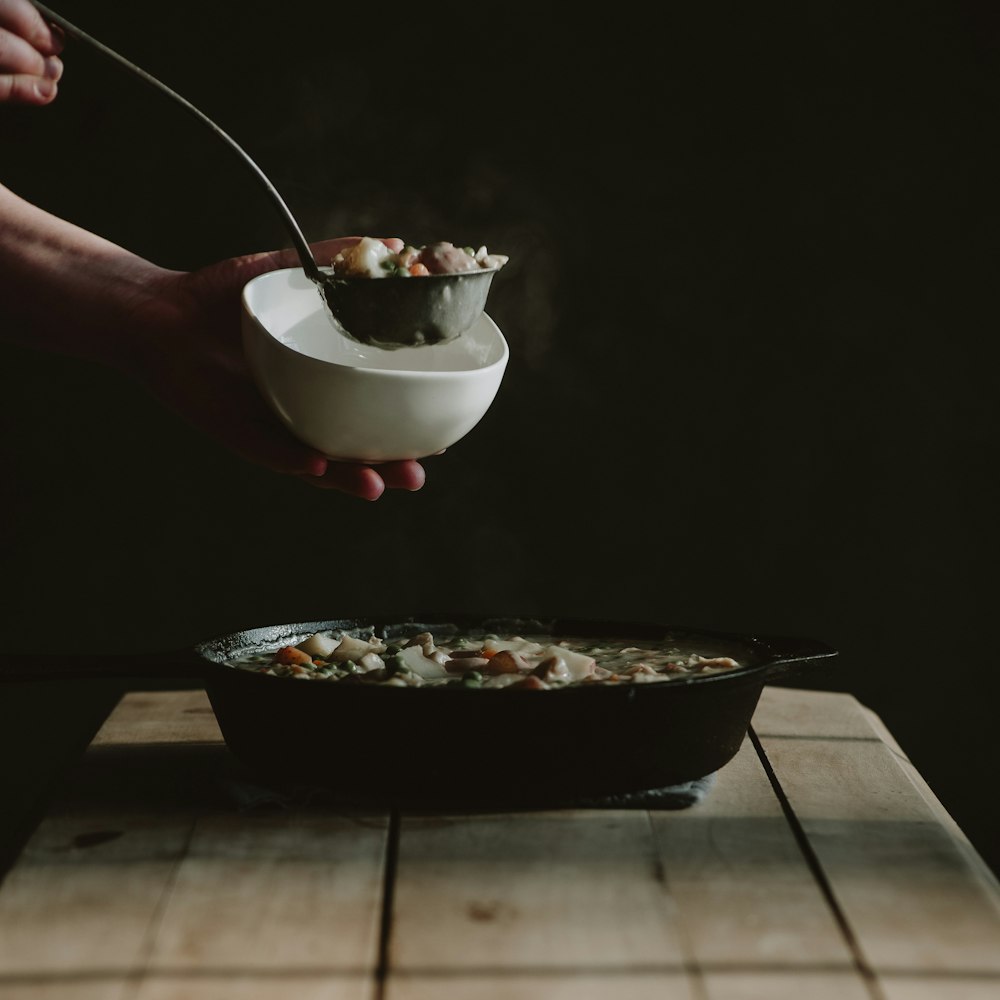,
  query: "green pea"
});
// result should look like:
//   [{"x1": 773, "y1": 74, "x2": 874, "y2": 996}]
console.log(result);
[
  {"x1": 341, "y1": 660, "x2": 359, "y2": 674},
  {"x1": 385, "y1": 644, "x2": 402, "y2": 656},
  {"x1": 386, "y1": 654, "x2": 410, "y2": 678}
]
